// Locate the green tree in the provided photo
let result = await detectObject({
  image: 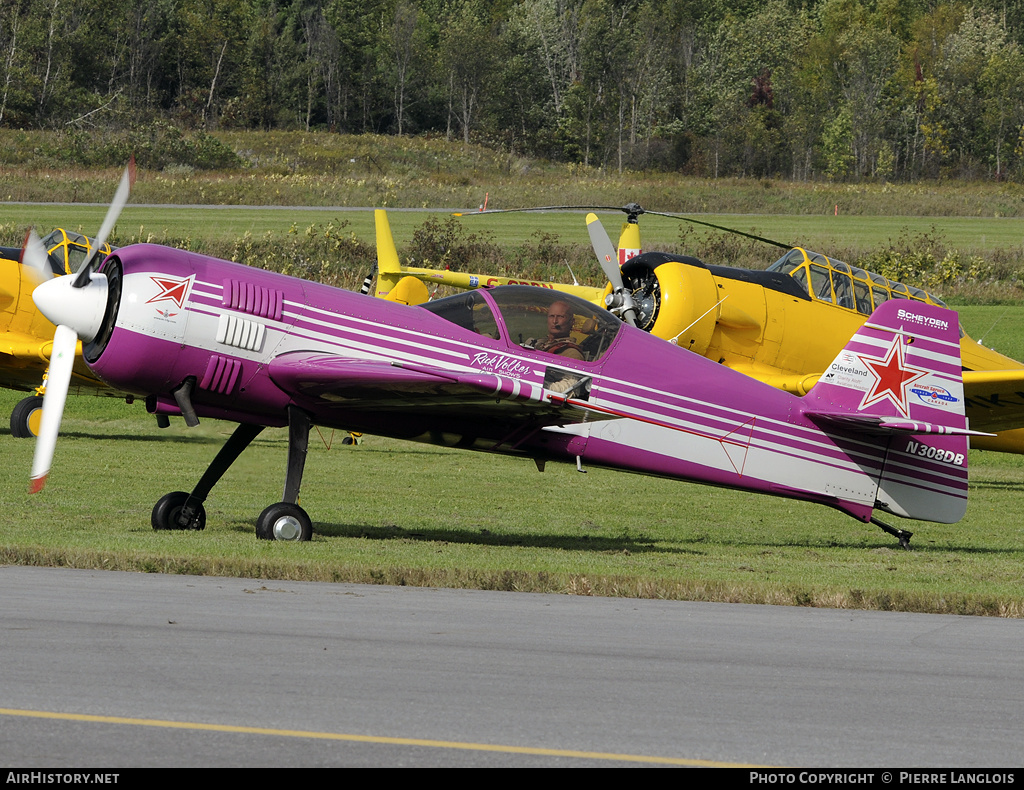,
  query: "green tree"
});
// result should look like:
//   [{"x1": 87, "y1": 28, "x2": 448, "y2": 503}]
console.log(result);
[
  {"x1": 169, "y1": 0, "x2": 253, "y2": 127},
  {"x1": 979, "y1": 23, "x2": 1024, "y2": 177},
  {"x1": 925, "y1": 6, "x2": 1013, "y2": 177},
  {"x1": 0, "y1": 0, "x2": 32, "y2": 126},
  {"x1": 822, "y1": 105, "x2": 855, "y2": 179},
  {"x1": 691, "y1": 0, "x2": 799, "y2": 177},
  {"x1": 381, "y1": 0, "x2": 430, "y2": 135},
  {"x1": 438, "y1": 0, "x2": 498, "y2": 145}
]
